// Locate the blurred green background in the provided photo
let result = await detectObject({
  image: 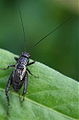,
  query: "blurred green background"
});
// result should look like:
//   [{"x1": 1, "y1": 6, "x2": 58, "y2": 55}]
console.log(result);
[{"x1": 0, "y1": 0, "x2": 79, "y2": 81}]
